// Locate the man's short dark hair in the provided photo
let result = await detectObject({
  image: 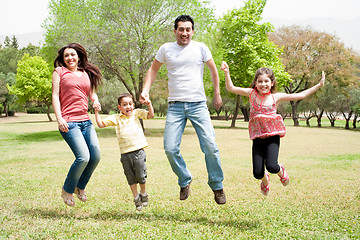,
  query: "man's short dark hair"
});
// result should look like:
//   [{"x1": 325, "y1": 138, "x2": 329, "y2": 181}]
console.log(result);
[{"x1": 174, "y1": 15, "x2": 194, "y2": 30}]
